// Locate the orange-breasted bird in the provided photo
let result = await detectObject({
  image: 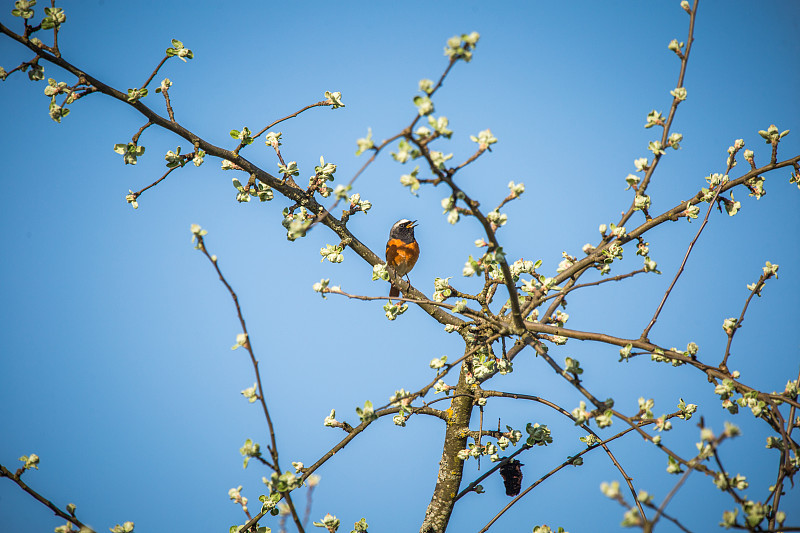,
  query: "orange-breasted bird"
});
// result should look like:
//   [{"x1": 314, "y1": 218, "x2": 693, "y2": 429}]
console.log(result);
[{"x1": 385, "y1": 219, "x2": 419, "y2": 298}]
